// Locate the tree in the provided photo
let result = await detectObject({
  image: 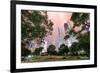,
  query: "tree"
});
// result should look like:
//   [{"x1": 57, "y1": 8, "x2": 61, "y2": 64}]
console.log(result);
[
  {"x1": 78, "y1": 32, "x2": 90, "y2": 57},
  {"x1": 21, "y1": 48, "x2": 31, "y2": 57},
  {"x1": 58, "y1": 44, "x2": 69, "y2": 56},
  {"x1": 34, "y1": 47, "x2": 44, "y2": 55},
  {"x1": 65, "y1": 13, "x2": 90, "y2": 36},
  {"x1": 21, "y1": 10, "x2": 54, "y2": 55},
  {"x1": 21, "y1": 47, "x2": 31, "y2": 57},
  {"x1": 47, "y1": 45, "x2": 57, "y2": 55},
  {"x1": 71, "y1": 13, "x2": 89, "y2": 27},
  {"x1": 21, "y1": 41, "x2": 31, "y2": 57},
  {"x1": 70, "y1": 43, "x2": 80, "y2": 56},
  {"x1": 64, "y1": 13, "x2": 90, "y2": 57},
  {"x1": 71, "y1": 13, "x2": 90, "y2": 56},
  {"x1": 21, "y1": 10, "x2": 53, "y2": 40}
]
